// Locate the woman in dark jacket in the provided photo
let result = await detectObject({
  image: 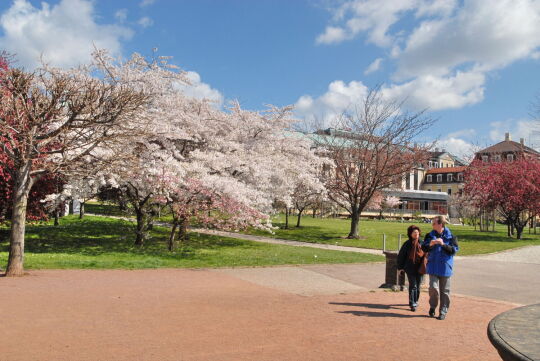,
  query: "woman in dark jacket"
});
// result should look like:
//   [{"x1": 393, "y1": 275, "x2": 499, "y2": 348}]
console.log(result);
[{"x1": 397, "y1": 225, "x2": 426, "y2": 312}]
